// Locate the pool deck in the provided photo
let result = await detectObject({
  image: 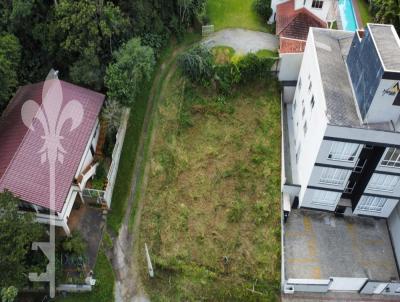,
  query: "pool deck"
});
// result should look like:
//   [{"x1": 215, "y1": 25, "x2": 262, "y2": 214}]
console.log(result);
[{"x1": 351, "y1": 0, "x2": 364, "y2": 29}]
